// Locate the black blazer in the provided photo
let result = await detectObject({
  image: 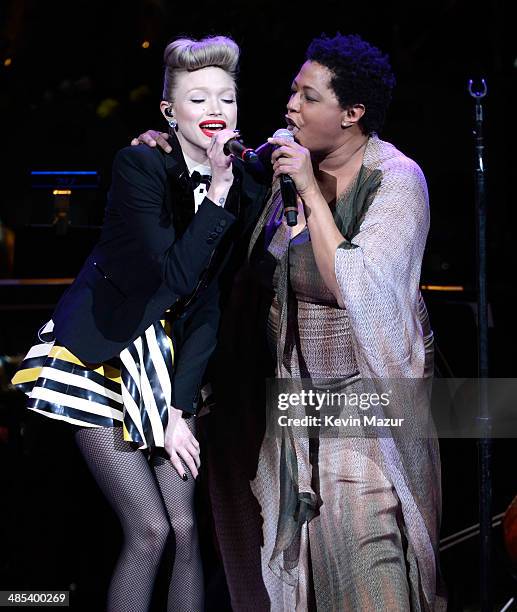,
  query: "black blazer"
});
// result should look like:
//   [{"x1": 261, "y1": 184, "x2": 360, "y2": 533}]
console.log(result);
[{"x1": 52, "y1": 134, "x2": 269, "y2": 412}]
